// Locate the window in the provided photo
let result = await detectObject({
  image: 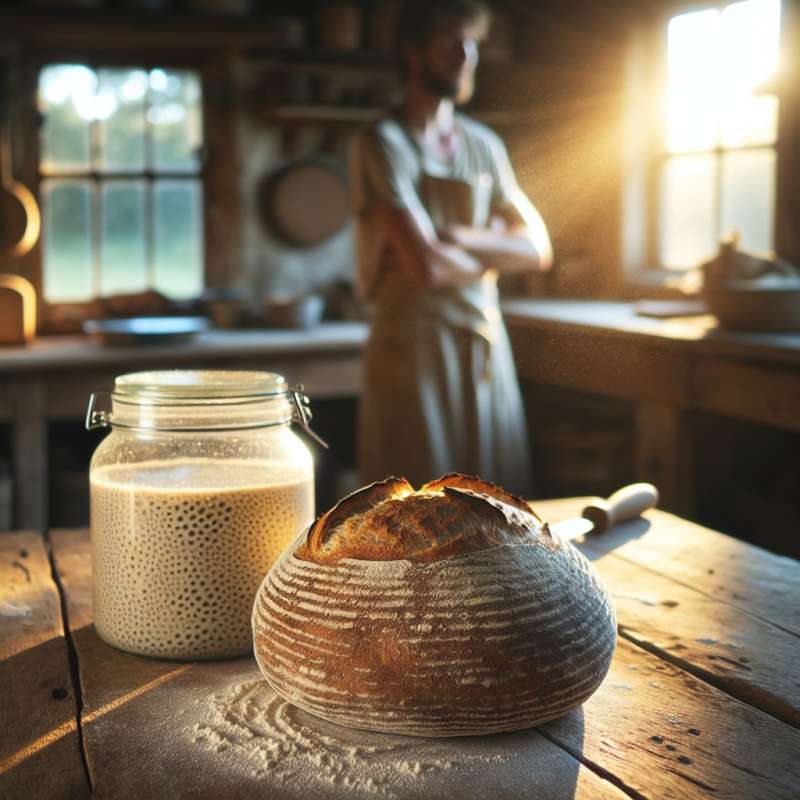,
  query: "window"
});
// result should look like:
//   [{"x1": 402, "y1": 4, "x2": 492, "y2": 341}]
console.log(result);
[
  {"x1": 657, "y1": 0, "x2": 781, "y2": 270},
  {"x1": 37, "y1": 65, "x2": 204, "y2": 302},
  {"x1": 624, "y1": 0, "x2": 781, "y2": 271}
]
